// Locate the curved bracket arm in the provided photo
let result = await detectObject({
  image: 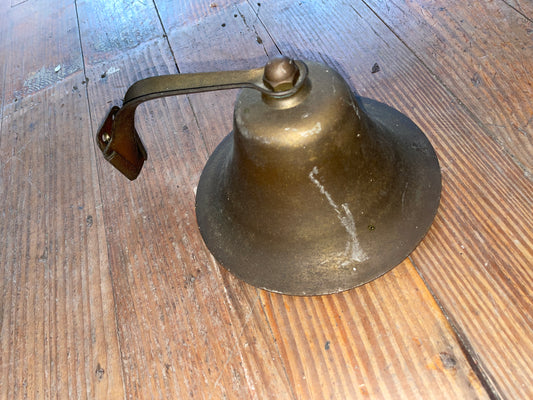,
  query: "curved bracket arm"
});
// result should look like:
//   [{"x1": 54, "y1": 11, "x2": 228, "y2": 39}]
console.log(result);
[{"x1": 96, "y1": 59, "x2": 308, "y2": 180}]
